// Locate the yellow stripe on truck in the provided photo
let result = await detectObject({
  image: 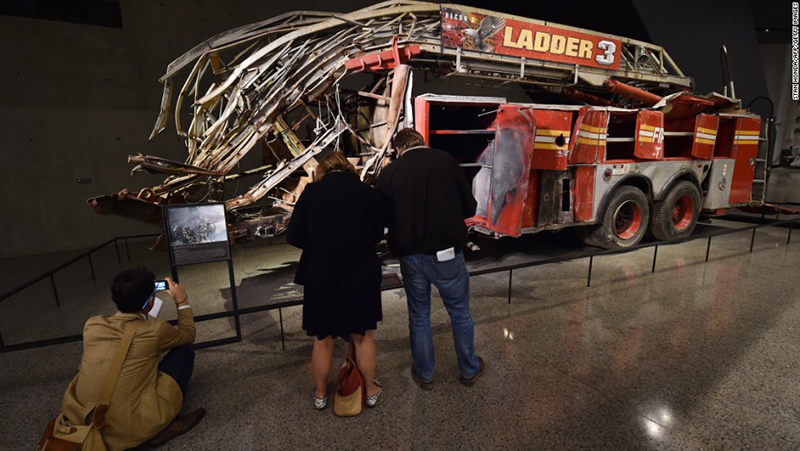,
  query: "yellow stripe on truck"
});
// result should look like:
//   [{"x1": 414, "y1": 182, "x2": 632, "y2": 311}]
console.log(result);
[
  {"x1": 536, "y1": 129, "x2": 571, "y2": 136},
  {"x1": 580, "y1": 124, "x2": 605, "y2": 134},
  {"x1": 577, "y1": 137, "x2": 603, "y2": 145}
]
